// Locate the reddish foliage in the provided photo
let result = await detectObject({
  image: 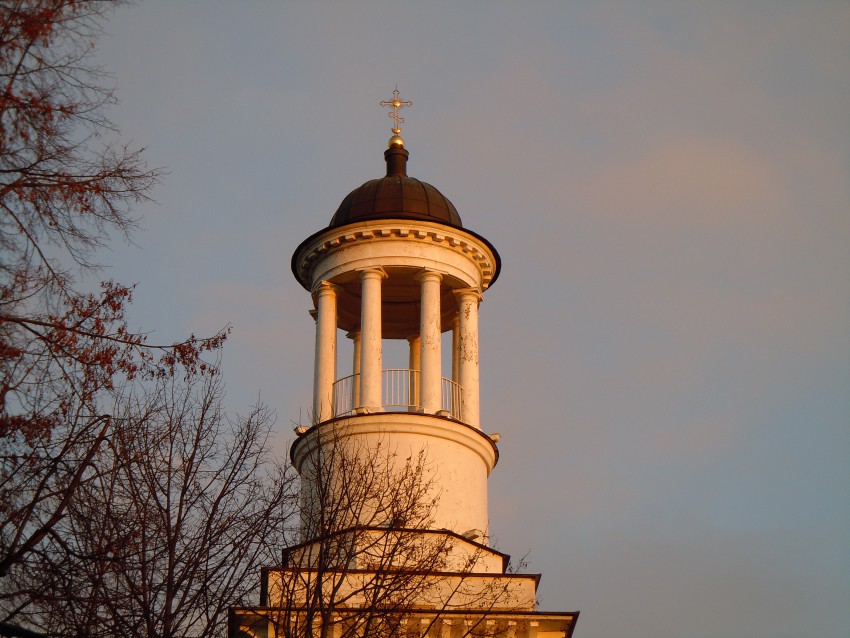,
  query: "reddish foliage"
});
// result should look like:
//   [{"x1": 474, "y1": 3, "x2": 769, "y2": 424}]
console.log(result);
[
  {"x1": 0, "y1": 280, "x2": 230, "y2": 445},
  {"x1": 0, "y1": 0, "x2": 230, "y2": 602},
  {"x1": 0, "y1": 0, "x2": 229, "y2": 444}
]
